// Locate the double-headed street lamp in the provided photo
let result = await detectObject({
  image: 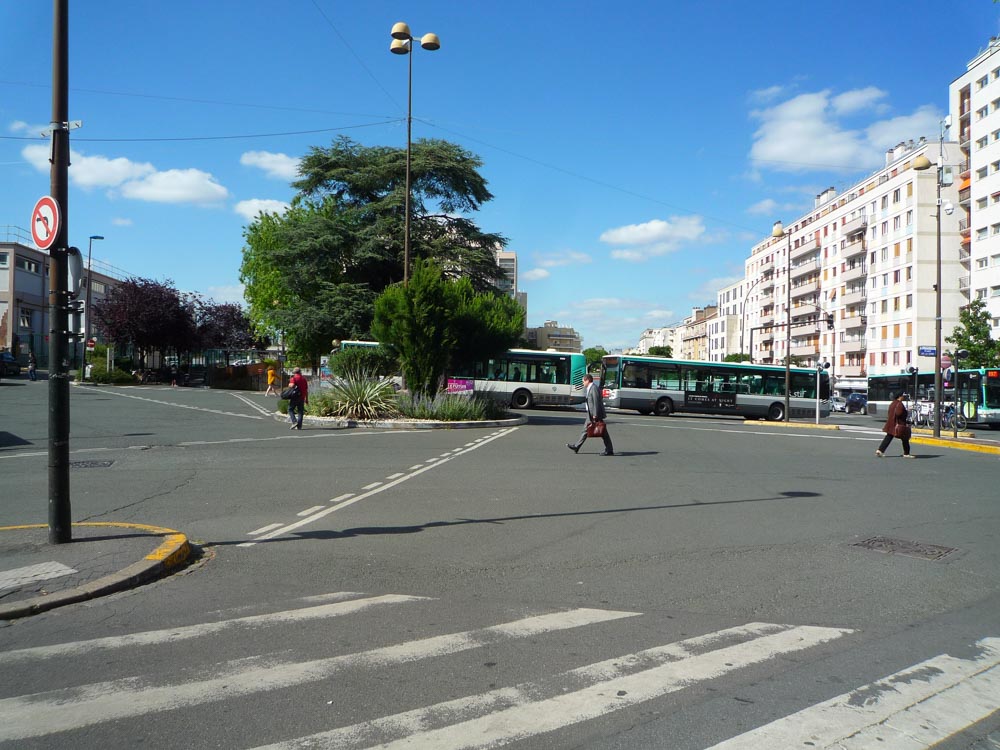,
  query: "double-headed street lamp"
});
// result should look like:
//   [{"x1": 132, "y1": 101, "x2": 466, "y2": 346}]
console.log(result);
[
  {"x1": 83, "y1": 234, "x2": 103, "y2": 381},
  {"x1": 912, "y1": 118, "x2": 952, "y2": 439},
  {"x1": 771, "y1": 220, "x2": 793, "y2": 422},
  {"x1": 390, "y1": 22, "x2": 440, "y2": 285}
]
